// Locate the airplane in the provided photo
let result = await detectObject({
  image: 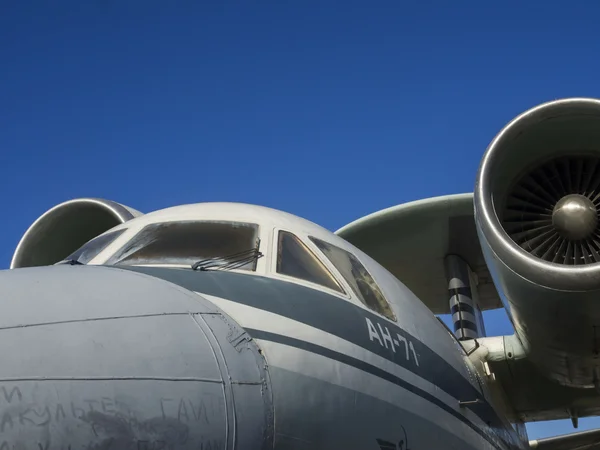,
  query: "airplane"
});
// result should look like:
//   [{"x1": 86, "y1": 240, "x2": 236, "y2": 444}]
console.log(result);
[{"x1": 3, "y1": 97, "x2": 600, "y2": 450}]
